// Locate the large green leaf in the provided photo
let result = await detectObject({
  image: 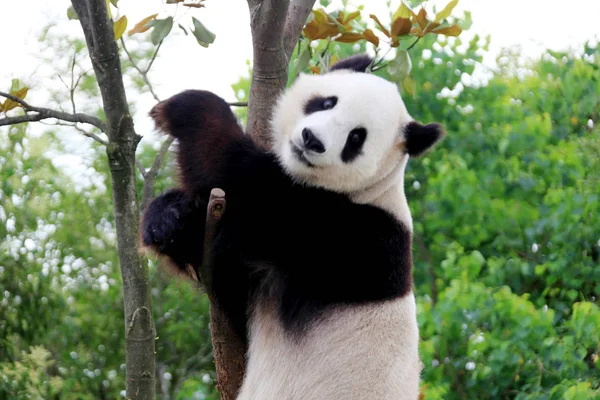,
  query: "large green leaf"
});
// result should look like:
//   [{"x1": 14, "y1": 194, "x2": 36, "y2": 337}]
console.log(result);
[
  {"x1": 150, "y1": 17, "x2": 173, "y2": 45},
  {"x1": 387, "y1": 50, "x2": 412, "y2": 82},
  {"x1": 191, "y1": 17, "x2": 215, "y2": 47}
]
